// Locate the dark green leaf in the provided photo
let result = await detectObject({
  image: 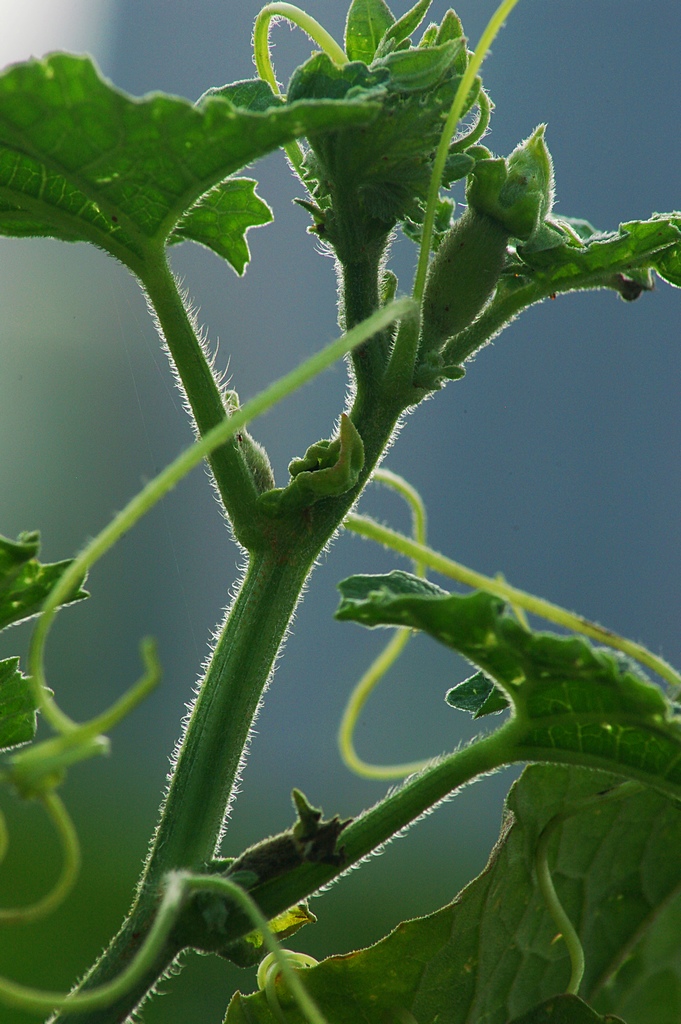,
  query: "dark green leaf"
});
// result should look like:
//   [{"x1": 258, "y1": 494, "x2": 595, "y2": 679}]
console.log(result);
[
  {"x1": 594, "y1": 891, "x2": 681, "y2": 1023},
  {"x1": 0, "y1": 531, "x2": 87, "y2": 631},
  {"x1": 508, "y1": 994, "x2": 626, "y2": 1023},
  {"x1": 289, "y1": 46, "x2": 476, "y2": 242},
  {"x1": 445, "y1": 669, "x2": 509, "y2": 717},
  {"x1": 0, "y1": 54, "x2": 379, "y2": 266},
  {"x1": 0, "y1": 658, "x2": 37, "y2": 749},
  {"x1": 169, "y1": 177, "x2": 272, "y2": 273},
  {"x1": 225, "y1": 765, "x2": 672, "y2": 1024},
  {"x1": 344, "y1": 0, "x2": 395, "y2": 64},
  {"x1": 336, "y1": 571, "x2": 681, "y2": 794}
]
